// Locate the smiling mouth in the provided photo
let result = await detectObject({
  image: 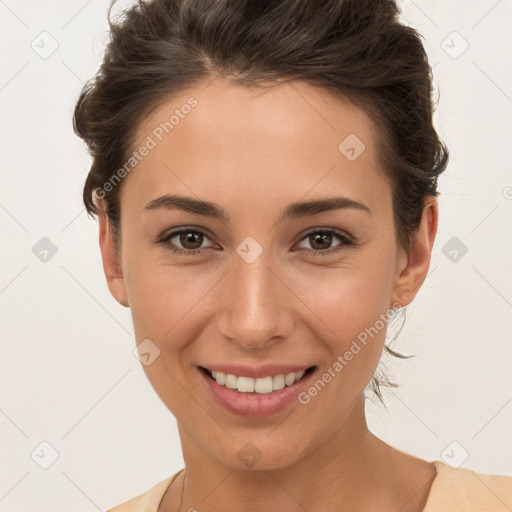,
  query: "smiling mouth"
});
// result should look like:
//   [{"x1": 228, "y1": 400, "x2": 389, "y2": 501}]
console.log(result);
[{"x1": 199, "y1": 366, "x2": 317, "y2": 394}]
